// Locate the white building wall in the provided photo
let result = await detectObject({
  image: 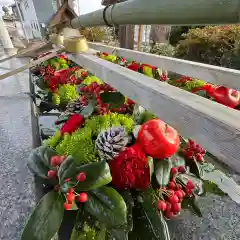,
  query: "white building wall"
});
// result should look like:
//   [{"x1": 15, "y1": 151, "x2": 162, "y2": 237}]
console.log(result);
[{"x1": 19, "y1": 0, "x2": 41, "y2": 39}]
